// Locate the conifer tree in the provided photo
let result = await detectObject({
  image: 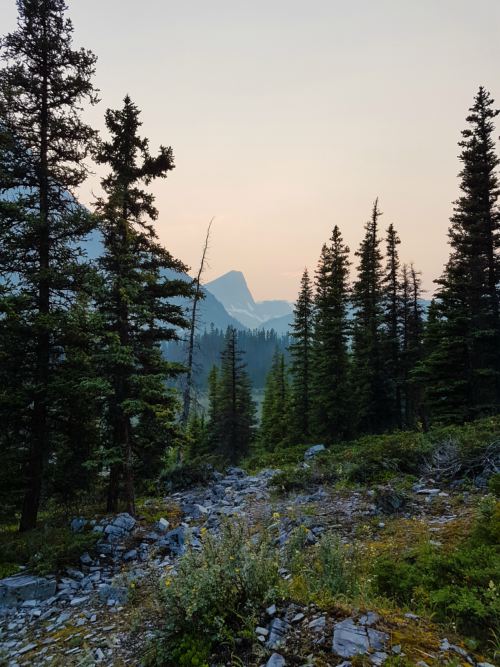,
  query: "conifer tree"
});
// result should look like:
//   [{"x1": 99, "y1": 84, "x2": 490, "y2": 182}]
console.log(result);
[
  {"x1": 212, "y1": 327, "x2": 255, "y2": 463},
  {"x1": 310, "y1": 226, "x2": 351, "y2": 442},
  {"x1": 289, "y1": 269, "x2": 313, "y2": 443},
  {"x1": 94, "y1": 96, "x2": 192, "y2": 514},
  {"x1": 400, "y1": 264, "x2": 425, "y2": 428},
  {"x1": 421, "y1": 88, "x2": 500, "y2": 422},
  {"x1": 0, "y1": 0, "x2": 98, "y2": 529},
  {"x1": 260, "y1": 350, "x2": 288, "y2": 450},
  {"x1": 351, "y1": 199, "x2": 390, "y2": 434},
  {"x1": 382, "y1": 223, "x2": 402, "y2": 428}
]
